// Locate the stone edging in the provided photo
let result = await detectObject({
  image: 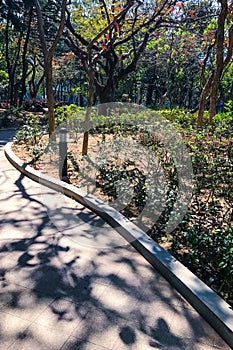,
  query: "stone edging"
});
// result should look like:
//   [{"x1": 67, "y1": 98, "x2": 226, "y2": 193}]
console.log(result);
[{"x1": 4, "y1": 142, "x2": 233, "y2": 348}]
